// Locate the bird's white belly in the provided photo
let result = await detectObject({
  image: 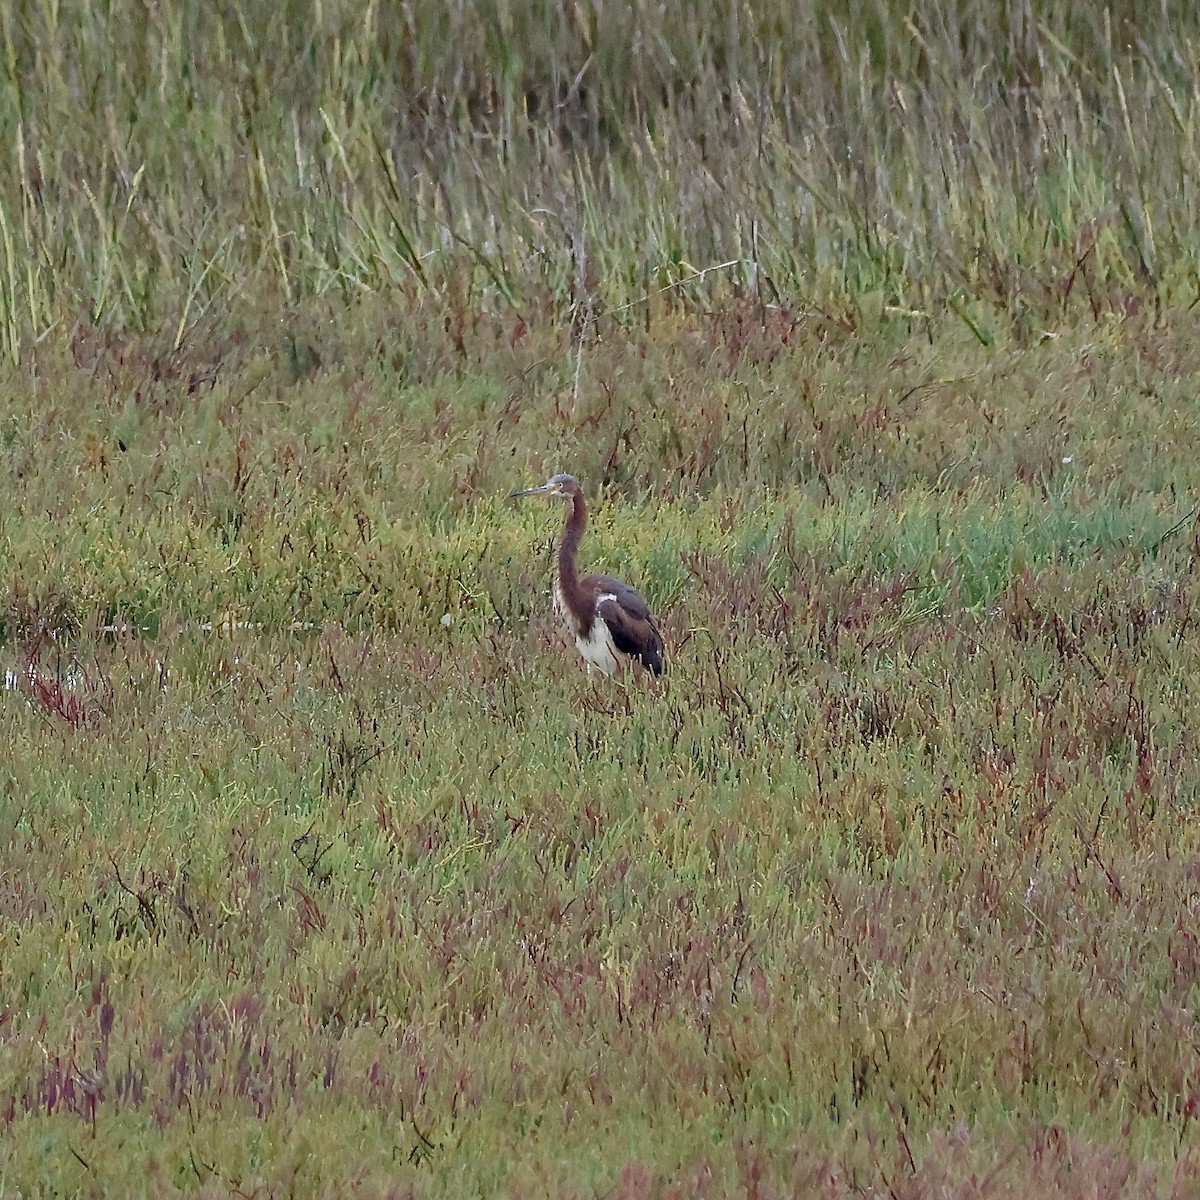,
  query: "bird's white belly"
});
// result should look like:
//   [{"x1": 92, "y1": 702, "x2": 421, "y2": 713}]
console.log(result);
[
  {"x1": 554, "y1": 580, "x2": 620, "y2": 676},
  {"x1": 575, "y1": 619, "x2": 620, "y2": 676}
]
